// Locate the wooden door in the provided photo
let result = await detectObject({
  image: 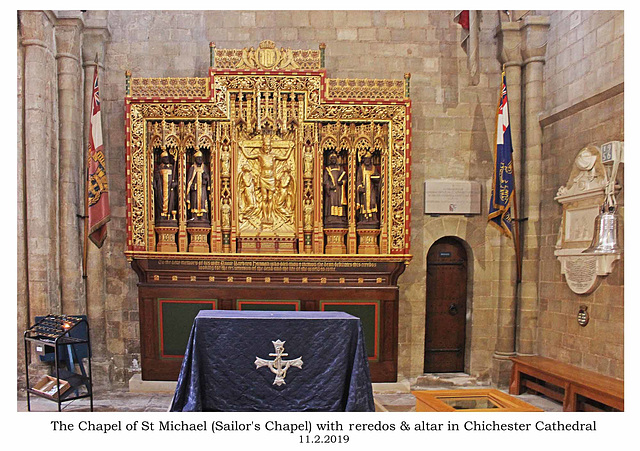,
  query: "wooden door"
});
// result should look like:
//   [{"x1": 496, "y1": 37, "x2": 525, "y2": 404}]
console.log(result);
[{"x1": 424, "y1": 237, "x2": 467, "y2": 373}]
